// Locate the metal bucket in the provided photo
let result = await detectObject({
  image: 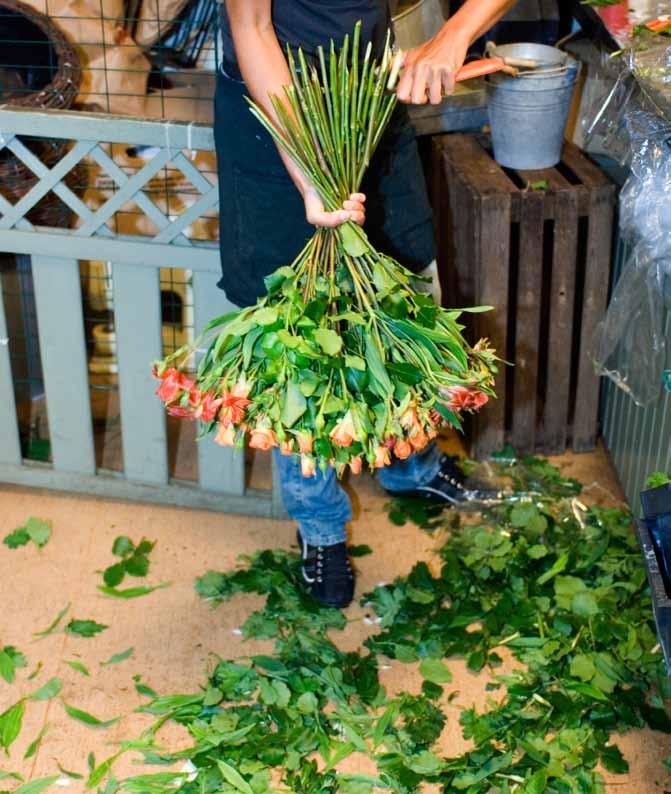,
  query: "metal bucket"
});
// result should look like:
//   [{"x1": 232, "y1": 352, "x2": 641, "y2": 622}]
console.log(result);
[
  {"x1": 486, "y1": 43, "x2": 580, "y2": 170},
  {"x1": 392, "y1": 0, "x2": 444, "y2": 51}
]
